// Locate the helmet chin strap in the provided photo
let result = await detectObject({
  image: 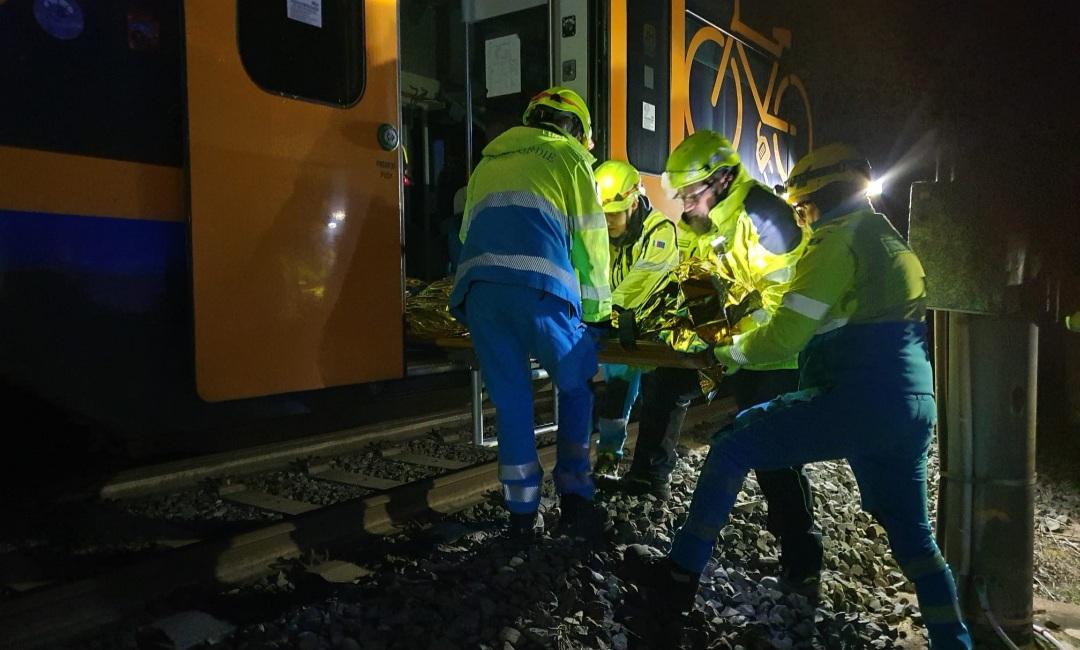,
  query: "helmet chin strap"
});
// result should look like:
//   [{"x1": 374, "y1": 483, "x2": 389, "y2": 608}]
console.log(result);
[
  {"x1": 709, "y1": 167, "x2": 737, "y2": 204},
  {"x1": 537, "y1": 118, "x2": 587, "y2": 148},
  {"x1": 611, "y1": 202, "x2": 646, "y2": 247}
]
